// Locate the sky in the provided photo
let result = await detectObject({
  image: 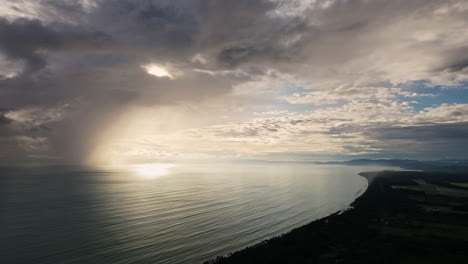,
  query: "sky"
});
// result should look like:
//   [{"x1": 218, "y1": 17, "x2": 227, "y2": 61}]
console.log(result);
[{"x1": 0, "y1": 0, "x2": 468, "y2": 165}]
